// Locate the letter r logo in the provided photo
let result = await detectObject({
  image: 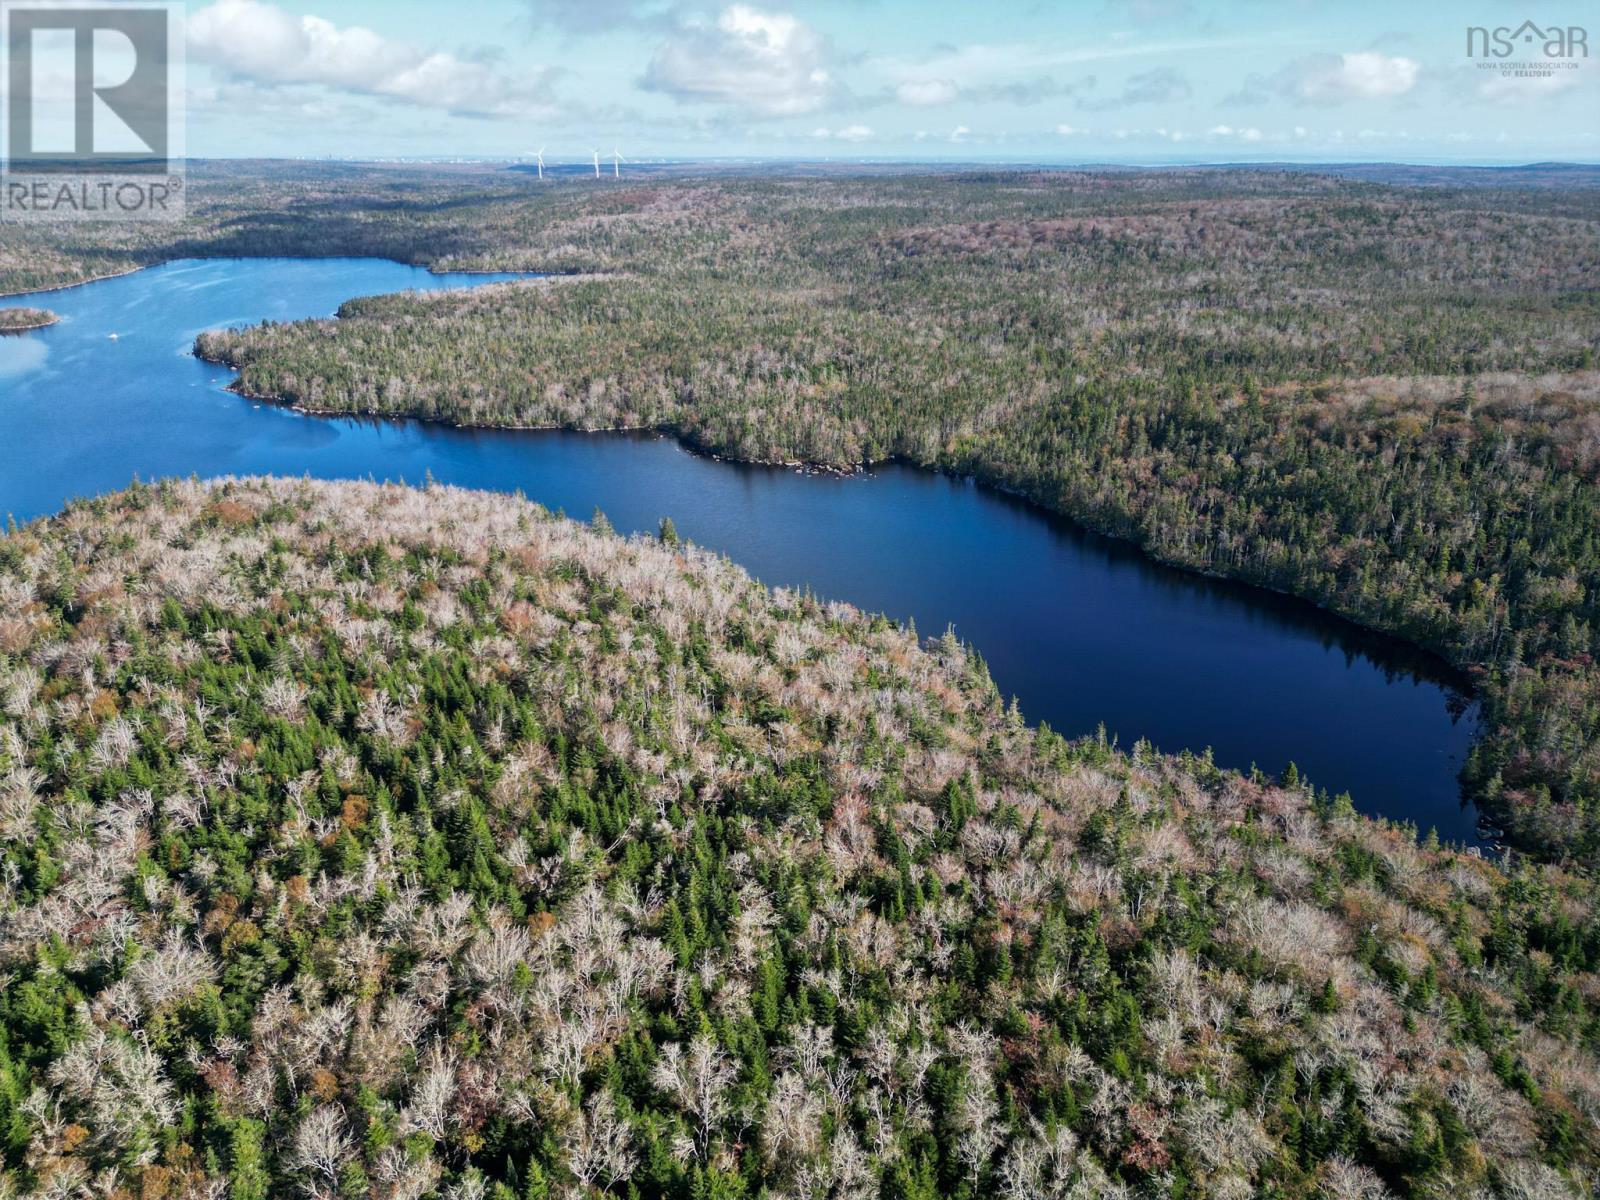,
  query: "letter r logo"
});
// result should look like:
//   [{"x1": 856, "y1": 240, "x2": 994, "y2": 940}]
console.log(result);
[{"x1": 4, "y1": 5, "x2": 172, "y2": 171}]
